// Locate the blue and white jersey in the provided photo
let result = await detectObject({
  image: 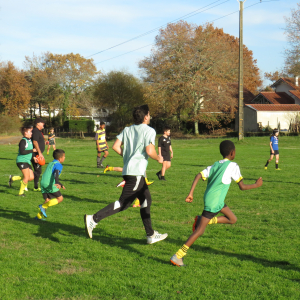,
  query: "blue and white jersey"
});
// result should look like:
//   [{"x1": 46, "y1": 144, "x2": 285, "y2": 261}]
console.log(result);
[{"x1": 270, "y1": 135, "x2": 279, "y2": 151}]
